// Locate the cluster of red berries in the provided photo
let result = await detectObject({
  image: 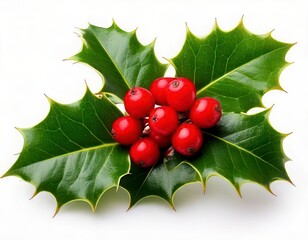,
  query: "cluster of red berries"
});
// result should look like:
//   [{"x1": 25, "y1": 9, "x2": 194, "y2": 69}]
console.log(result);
[{"x1": 111, "y1": 77, "x2": 222, "y2": 168}]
